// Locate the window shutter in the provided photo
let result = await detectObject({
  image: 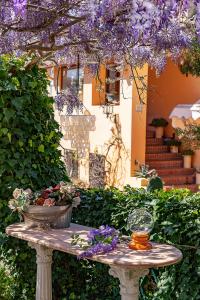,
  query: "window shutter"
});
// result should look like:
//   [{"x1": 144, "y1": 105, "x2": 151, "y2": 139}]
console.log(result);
[{"x1": 92, "y1": 65, "x2": 106, "y2": 105}]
